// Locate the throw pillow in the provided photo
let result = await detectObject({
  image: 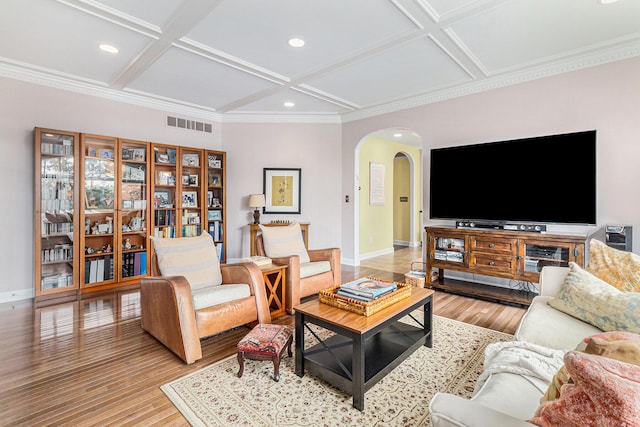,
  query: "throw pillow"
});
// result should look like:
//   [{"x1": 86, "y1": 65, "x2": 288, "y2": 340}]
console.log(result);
[
  {"x1": 259, "y1": 222, "x2": 310, "y2": 263},
  {"x1": 151, "y1": 232, "x2": 222, "y2": 289},
  {"x1": 530, "y1": 351, "x2": 640, "y2": 426},
  {"x1": 548, "y1": 263, "x2": 640, "y2": 333},
  {"x1": 542, "y1": 331, "x2": 640, "y2": 402},
  {"x1": 587, "y1": 239, "x2": 640, "y2": 292}
]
